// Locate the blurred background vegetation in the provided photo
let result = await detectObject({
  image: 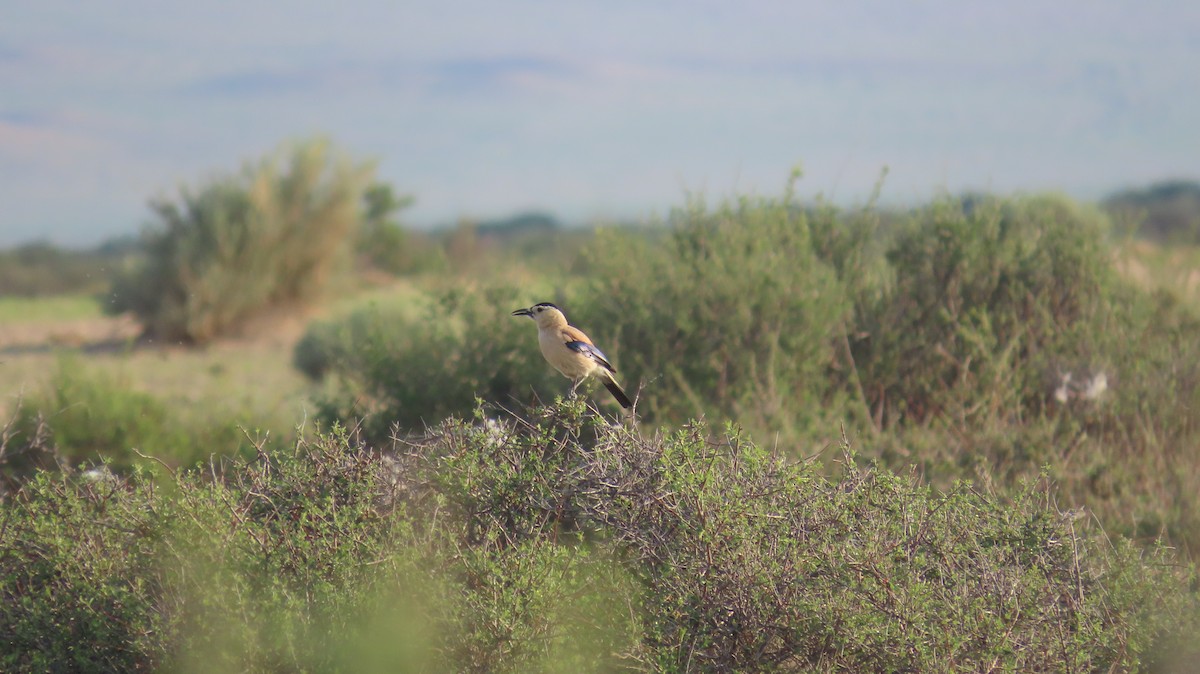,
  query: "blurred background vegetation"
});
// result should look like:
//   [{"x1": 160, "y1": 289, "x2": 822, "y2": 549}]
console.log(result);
[{"x1": 2, "y1": 137, "x2": 1199, "y2": 671}]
